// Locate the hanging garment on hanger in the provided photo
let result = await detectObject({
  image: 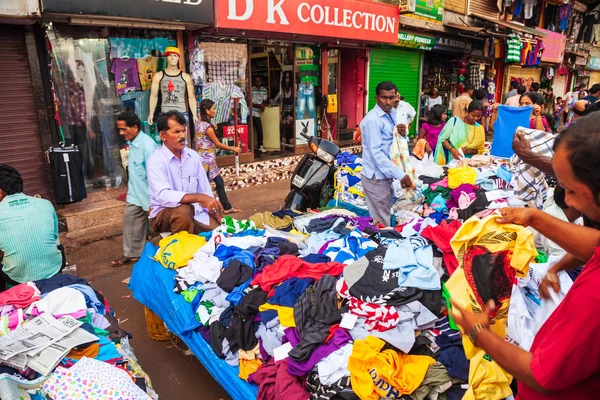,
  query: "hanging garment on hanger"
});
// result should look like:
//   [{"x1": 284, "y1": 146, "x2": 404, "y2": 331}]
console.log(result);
[{"x1": 506, "y1": 37, "x2": 524, "y2": 63}]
